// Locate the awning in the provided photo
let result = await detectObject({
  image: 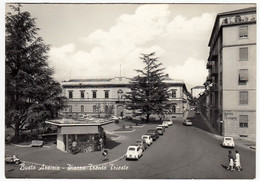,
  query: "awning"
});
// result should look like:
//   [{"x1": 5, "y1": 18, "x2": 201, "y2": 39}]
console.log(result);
[
  {"x1": 102, "y1": 123, "x2": 120, "y2": 132},
  {"x1": 239, "y1": 69, "x2": 248, "y2": 81},
  {"x1": 61, "y1": 126, "x2": 99, "y2": 134}
]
